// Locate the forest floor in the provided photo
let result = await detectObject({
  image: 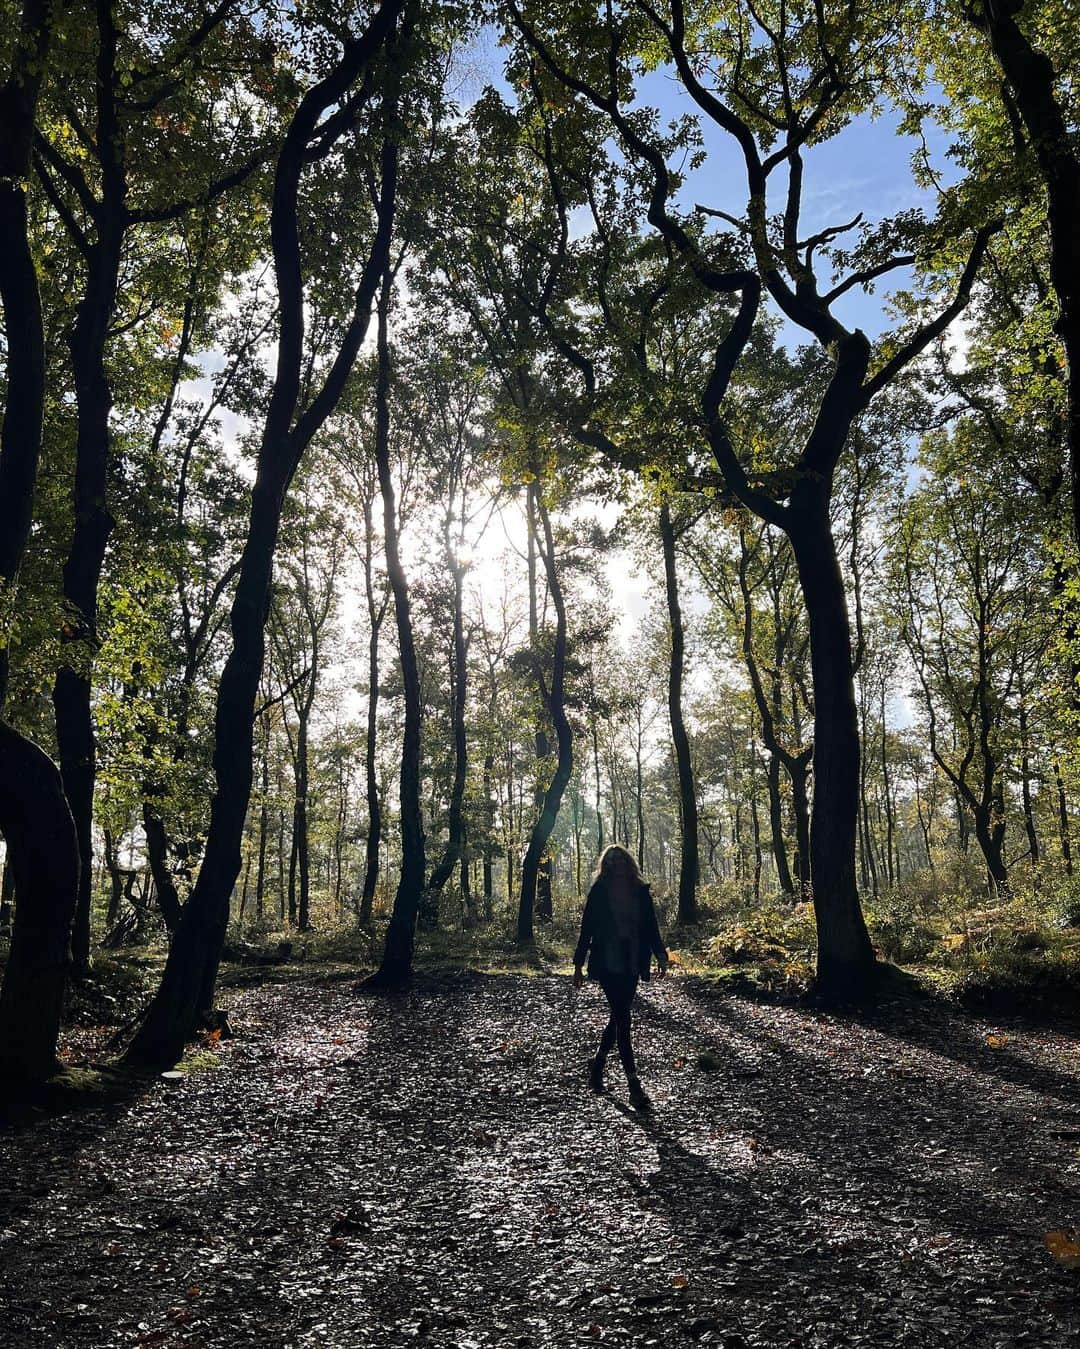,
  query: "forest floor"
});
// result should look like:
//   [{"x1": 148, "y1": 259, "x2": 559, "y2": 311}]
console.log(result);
[{"x1": 2, "y1": 967, "x2": 1080, "y2": 1348}]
